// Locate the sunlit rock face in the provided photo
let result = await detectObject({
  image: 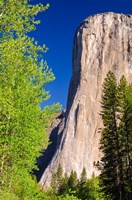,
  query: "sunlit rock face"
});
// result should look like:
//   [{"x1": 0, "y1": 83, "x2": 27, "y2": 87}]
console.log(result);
[{"x1": 40, "y1": 12, "x2": 132, "y2": 187}]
